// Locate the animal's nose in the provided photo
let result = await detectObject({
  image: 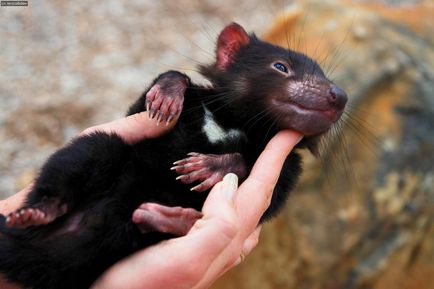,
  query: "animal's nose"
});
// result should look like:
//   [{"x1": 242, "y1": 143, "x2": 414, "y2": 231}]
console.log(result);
[{"x1": 328, "y1": 84, "x2": 348, "y2": 109}]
